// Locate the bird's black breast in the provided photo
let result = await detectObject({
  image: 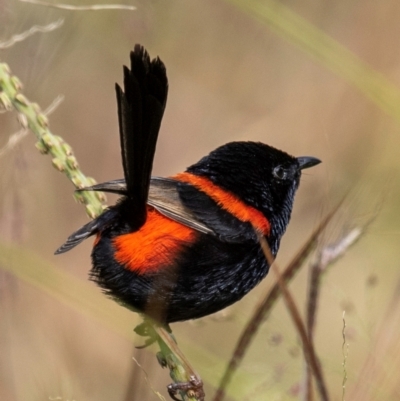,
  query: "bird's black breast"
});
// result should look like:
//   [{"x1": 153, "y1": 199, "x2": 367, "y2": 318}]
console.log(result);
[
  {"x1": 165, "y1": 234, "x2": 269, "y2": 322},
  {"x1": 90, "y1": 222, "x2": 271, "y2": 323}
]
